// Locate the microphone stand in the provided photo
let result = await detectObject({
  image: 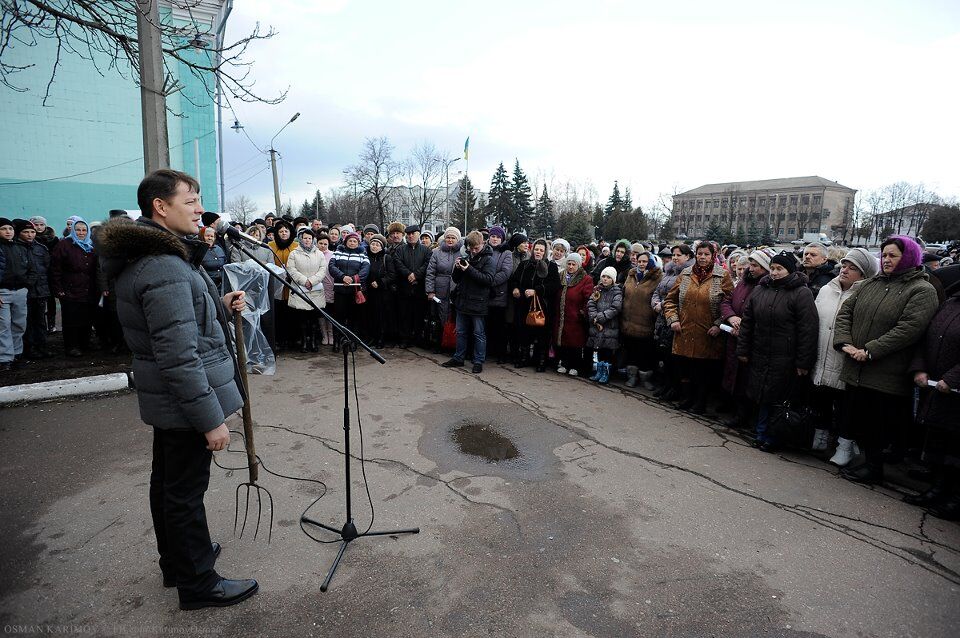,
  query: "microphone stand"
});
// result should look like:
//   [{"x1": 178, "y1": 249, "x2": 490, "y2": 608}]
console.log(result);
[{"x1": 229, "y1": 239, "x2": 419, "y2": 592}]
